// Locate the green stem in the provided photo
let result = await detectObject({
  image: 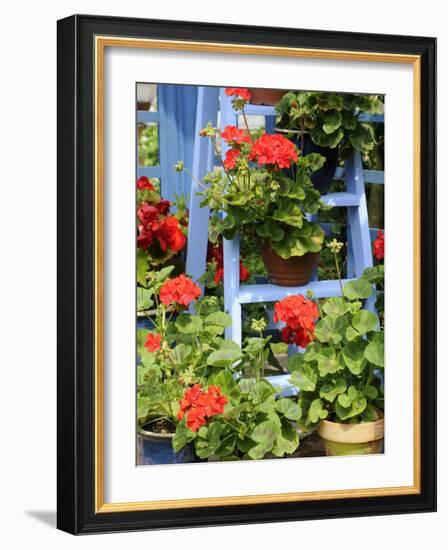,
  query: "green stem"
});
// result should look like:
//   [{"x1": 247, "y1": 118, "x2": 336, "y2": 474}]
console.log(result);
[
  {"x1": 334, "y1": 252, "x2": 344, "y2": 296},
  {"x1": 181, "y1": 165, "x2": 209, "y2": 191}
]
